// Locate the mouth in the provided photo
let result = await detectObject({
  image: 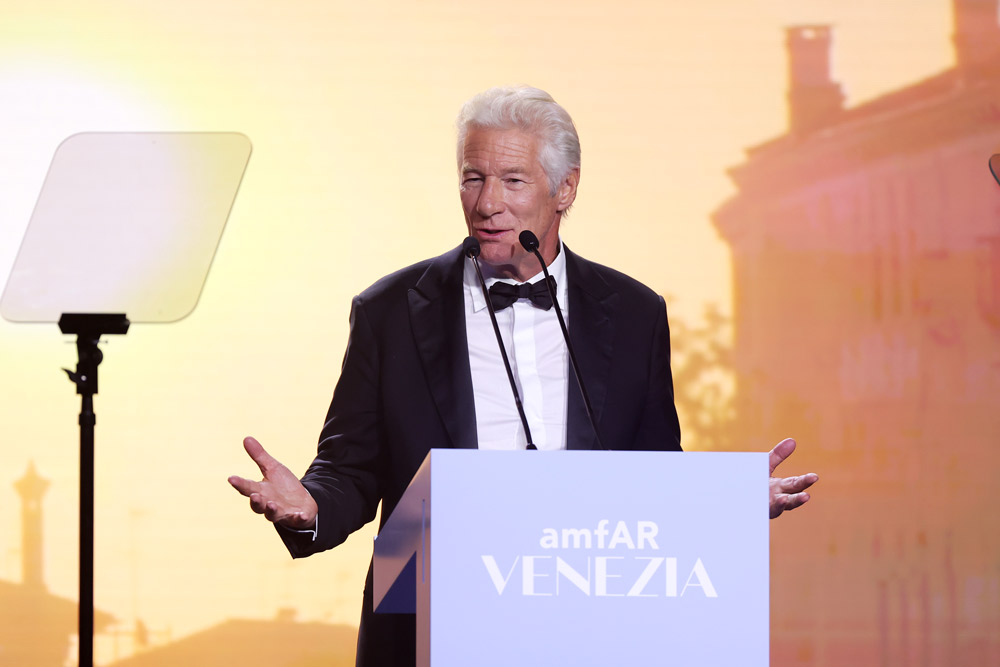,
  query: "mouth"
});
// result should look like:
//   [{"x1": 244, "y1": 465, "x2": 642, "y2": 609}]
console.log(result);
[{"x1": 475, "y1": 228, "x2": 511, "y2": 240}]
